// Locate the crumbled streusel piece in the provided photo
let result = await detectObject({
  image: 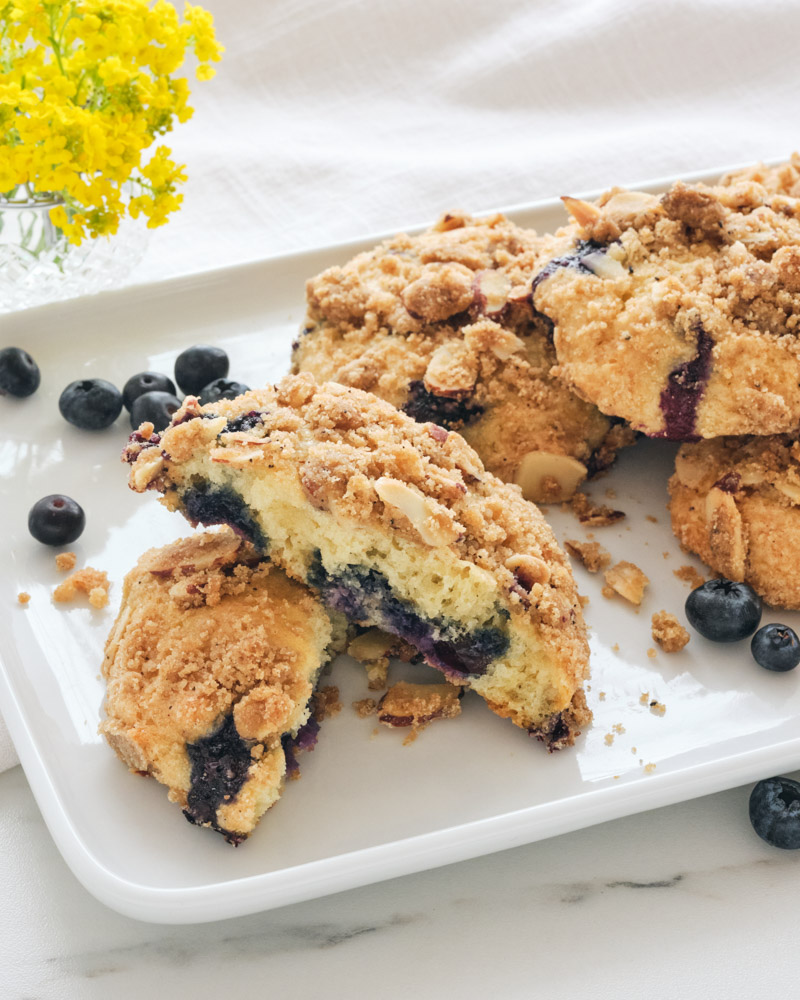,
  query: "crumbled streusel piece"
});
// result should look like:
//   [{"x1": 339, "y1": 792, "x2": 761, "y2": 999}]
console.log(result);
[
  {"x1": 55, "y1": 551, "x2": 77, "y2": 572},
  {"x1": 53, "y1": 567, "x2": 109, "y2": 607},
  {"x1": 673, "y1": 565, "x2": 706, "y2": 590},
  {"x1": 17, "y1": 592, "x2": 30, "y2": 605},
  {"x1": 564, "y1": 538, "x2": 611, "y2": 573},
  {"x1": 651, "y1": 611, "x2": 690, "y2": 652},
  {"x1": 570, "y1": 492, "x2": 625, "y2": 527},
  {"x1": 353, "y1": 698, "x2": 378, "y2": 718}
]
